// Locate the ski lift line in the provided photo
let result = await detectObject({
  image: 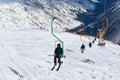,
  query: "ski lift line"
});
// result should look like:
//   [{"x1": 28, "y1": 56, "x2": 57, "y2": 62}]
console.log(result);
[
  {"x1": 100, "y1": 18, "x2": 108, "y2": 38},
  {"x1": 50, "y1": 17, "x2": 64, "y2": 57},
  {"x1": 98, "y1": 18, "x2": 108, "y2": 44},
  {"x1": 98, "y1": 0, "x2": 108, "y2": 45},
  {"x1": 51, "y1": 18, "x2": 63, "y2": 43},
  {"x1": 104, "y1": 0, "x2": 107, "y2": 16},
  {"x1": 104, "y1": 18, "x2": 108, "y2": 32}
]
